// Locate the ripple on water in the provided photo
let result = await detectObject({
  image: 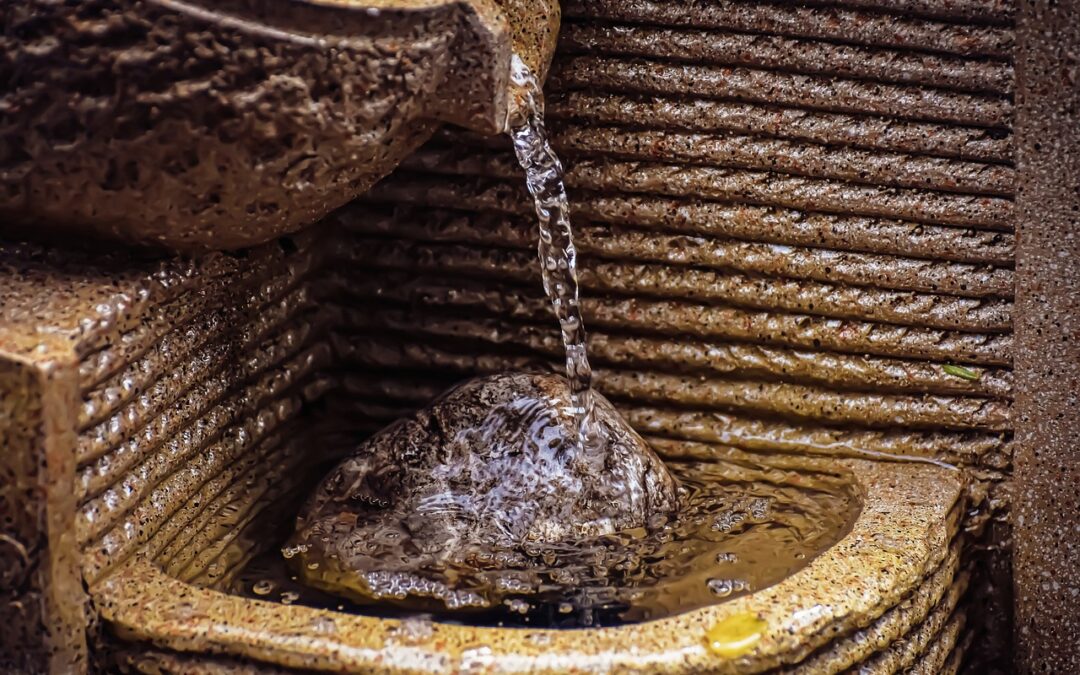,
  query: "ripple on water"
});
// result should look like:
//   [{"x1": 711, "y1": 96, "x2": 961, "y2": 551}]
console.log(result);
[{"x1": 229, "y1": 458, "x2": 860, "y2": 628}]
